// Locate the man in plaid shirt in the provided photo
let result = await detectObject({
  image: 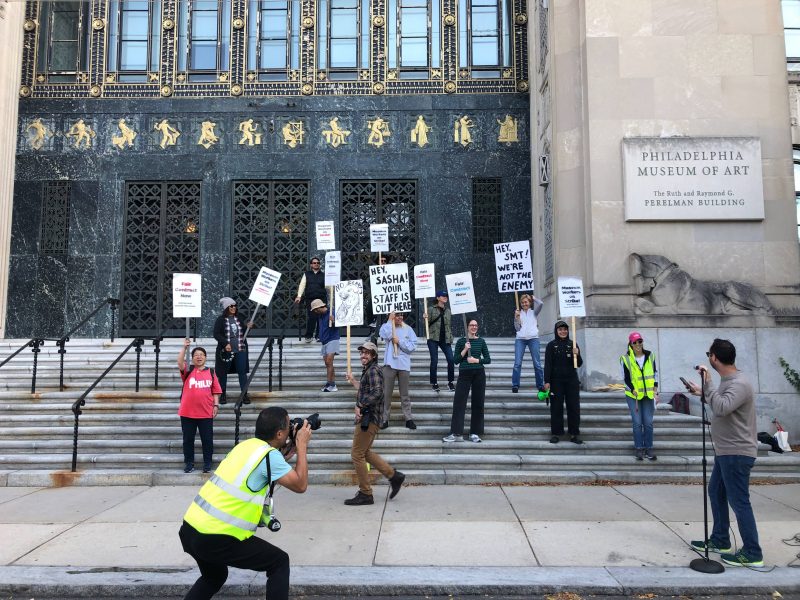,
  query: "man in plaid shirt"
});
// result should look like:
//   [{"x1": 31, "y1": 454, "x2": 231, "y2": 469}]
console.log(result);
[{"x1": 343, "y1": 341, "x2": 405, "y2": 505}]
